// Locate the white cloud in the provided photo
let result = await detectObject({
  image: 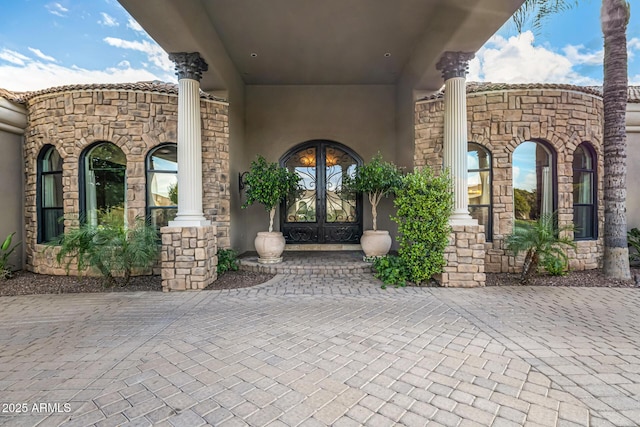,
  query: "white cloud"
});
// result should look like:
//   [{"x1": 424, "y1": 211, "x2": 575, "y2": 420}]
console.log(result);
[
  {"x1": 98, "y1": 12, "x2": 119, "y2": 27},
  {"x1": 469, "y1": 31, "x2": 600, "y2": 85},
  {"x1": 631, "y1": 74, "x2": 640, "y2": 85},
  {"x1": 629, "y1": 38, "x2": 640, "y2": 59},
  {"x1": 562, "y1": 45, "x2": 603, "y2": 66},
  {"x1": 103, "y1": 37, "x2": 173, "y2": 71},
  {"x1": 0, "y1": 49, "x2": 30, "y2": 66},
  {"x1": 28, "y1": 47, "x2": 56, "y2": 62},
  {"x1": 127, "y1": 17, "x2": 144, "y2": 33},
  {"x1": 0, "y1": 60, "x2": 170, "y2": 92},
  {"x1": 46, "y1": 2, "x2": 68, "y2": 17},
  {"x1": 517, "y1": 171, "x2": 537, "y2": 192},
  {"x1": 512, "y1": 166, "x2": 520, "y2": 183}
]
